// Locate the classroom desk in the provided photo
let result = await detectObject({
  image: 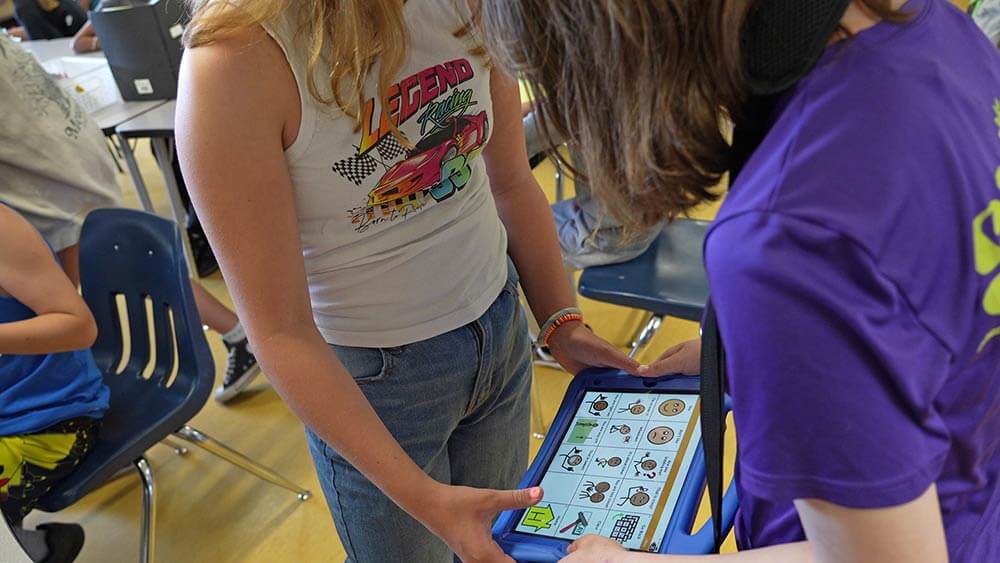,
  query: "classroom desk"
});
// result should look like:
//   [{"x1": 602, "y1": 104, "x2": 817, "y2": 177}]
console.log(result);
[
  {"x1": 115, "y1": 101, "x2": 183, "y2": 224},
  {"x1": 115, "y1": 101, "x2": 196, "y2": 267},
  {"x1": 15, "y1": 36, "x2": 79, "y2": 63},
  {"x1": 18, "y1": 37, "x2": 166, "y2": 210}
]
